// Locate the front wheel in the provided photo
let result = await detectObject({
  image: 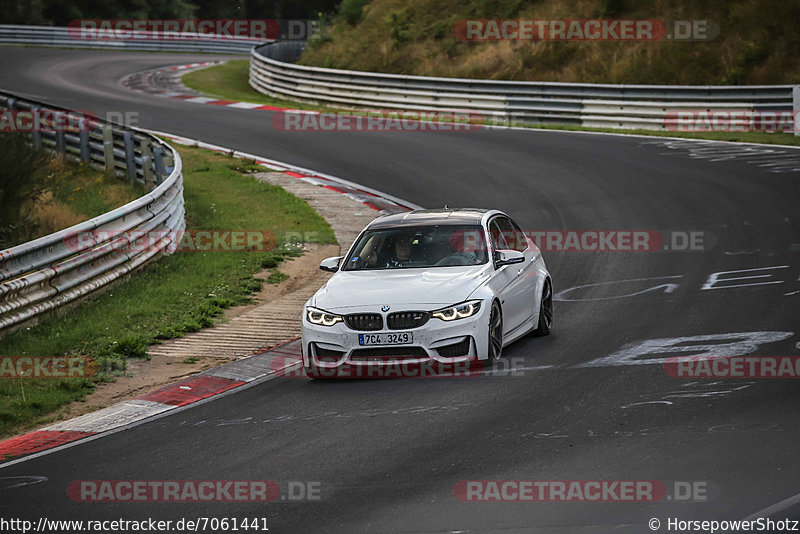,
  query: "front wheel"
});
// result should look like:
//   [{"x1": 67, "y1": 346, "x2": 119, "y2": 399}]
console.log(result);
[
  {"x1": 486, "y1": 301, "x2": 503, "y2": 365},
  {"x1": 304, "y1": 362, "x2": 333, "y2": 379},
  {"x1": 533, "y1": 279, "x2": 553, "y2": 336}
]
